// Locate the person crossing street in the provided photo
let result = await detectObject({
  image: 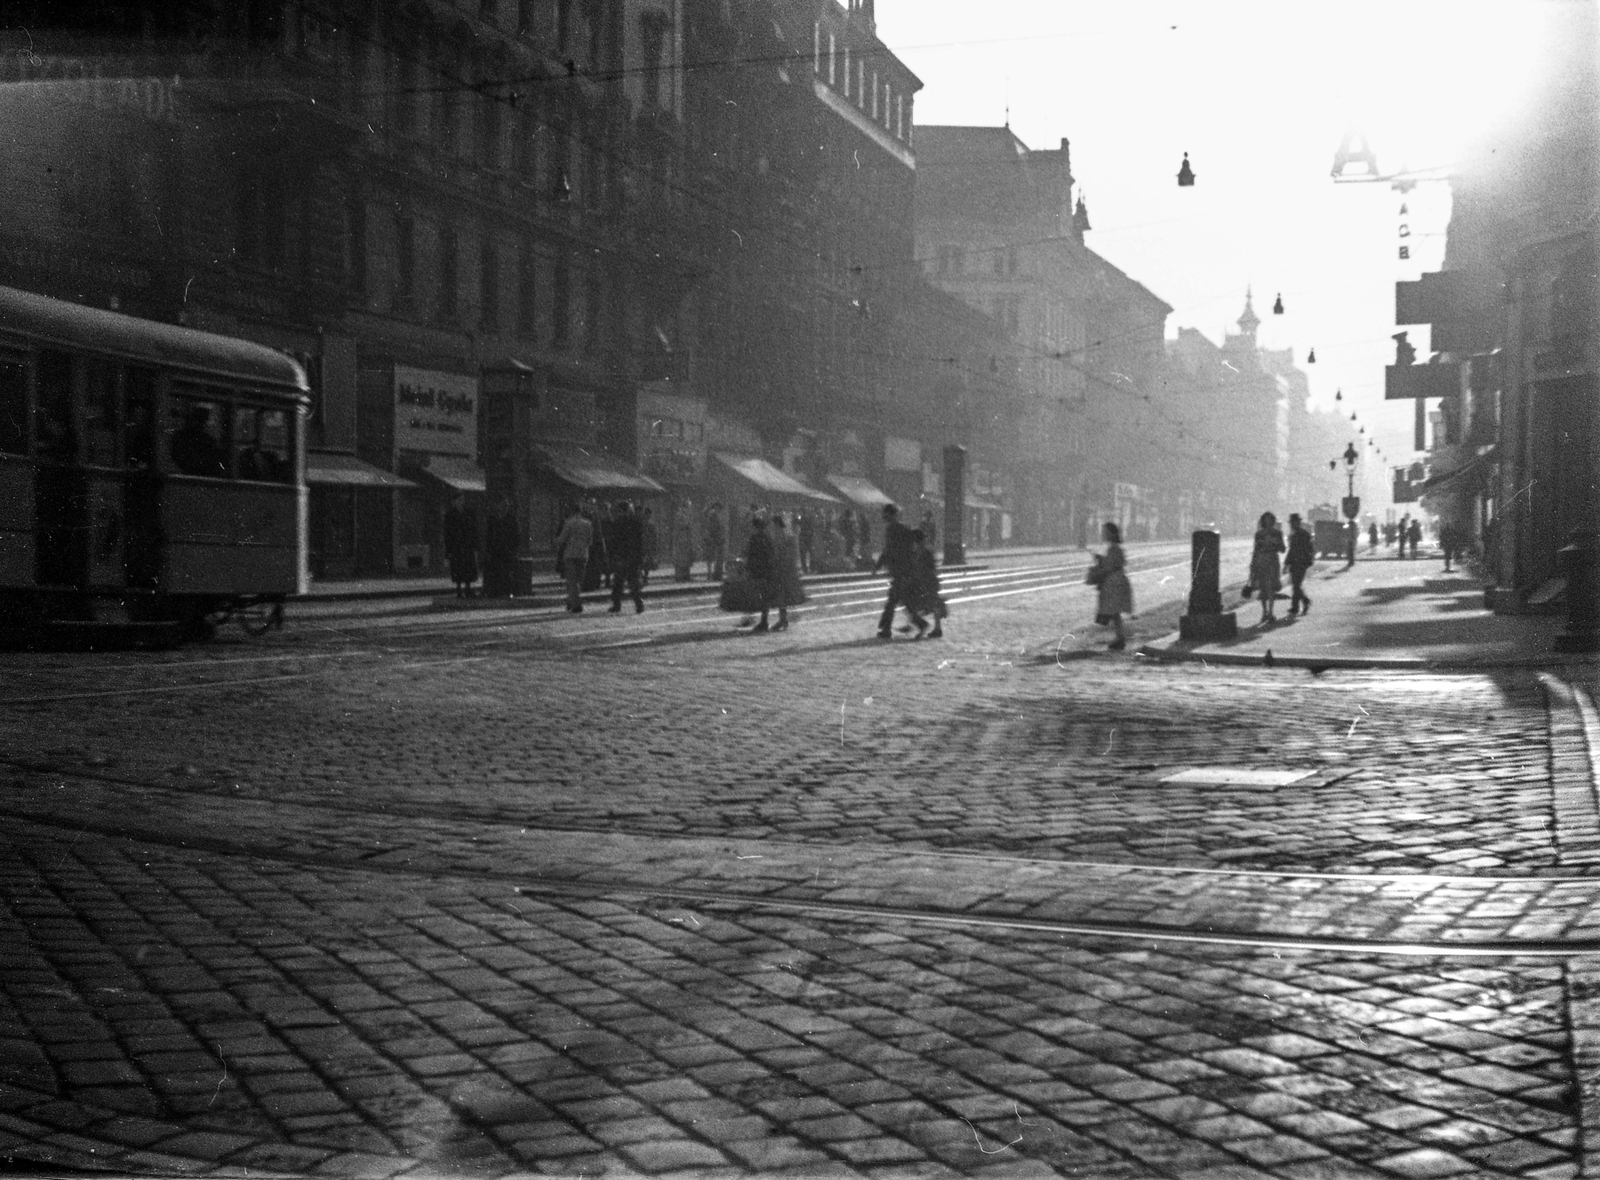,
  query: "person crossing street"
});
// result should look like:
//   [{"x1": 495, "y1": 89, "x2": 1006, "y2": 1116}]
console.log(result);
[{"x1": 872, "y1": 503, "x2": 928, "y2": 640}]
